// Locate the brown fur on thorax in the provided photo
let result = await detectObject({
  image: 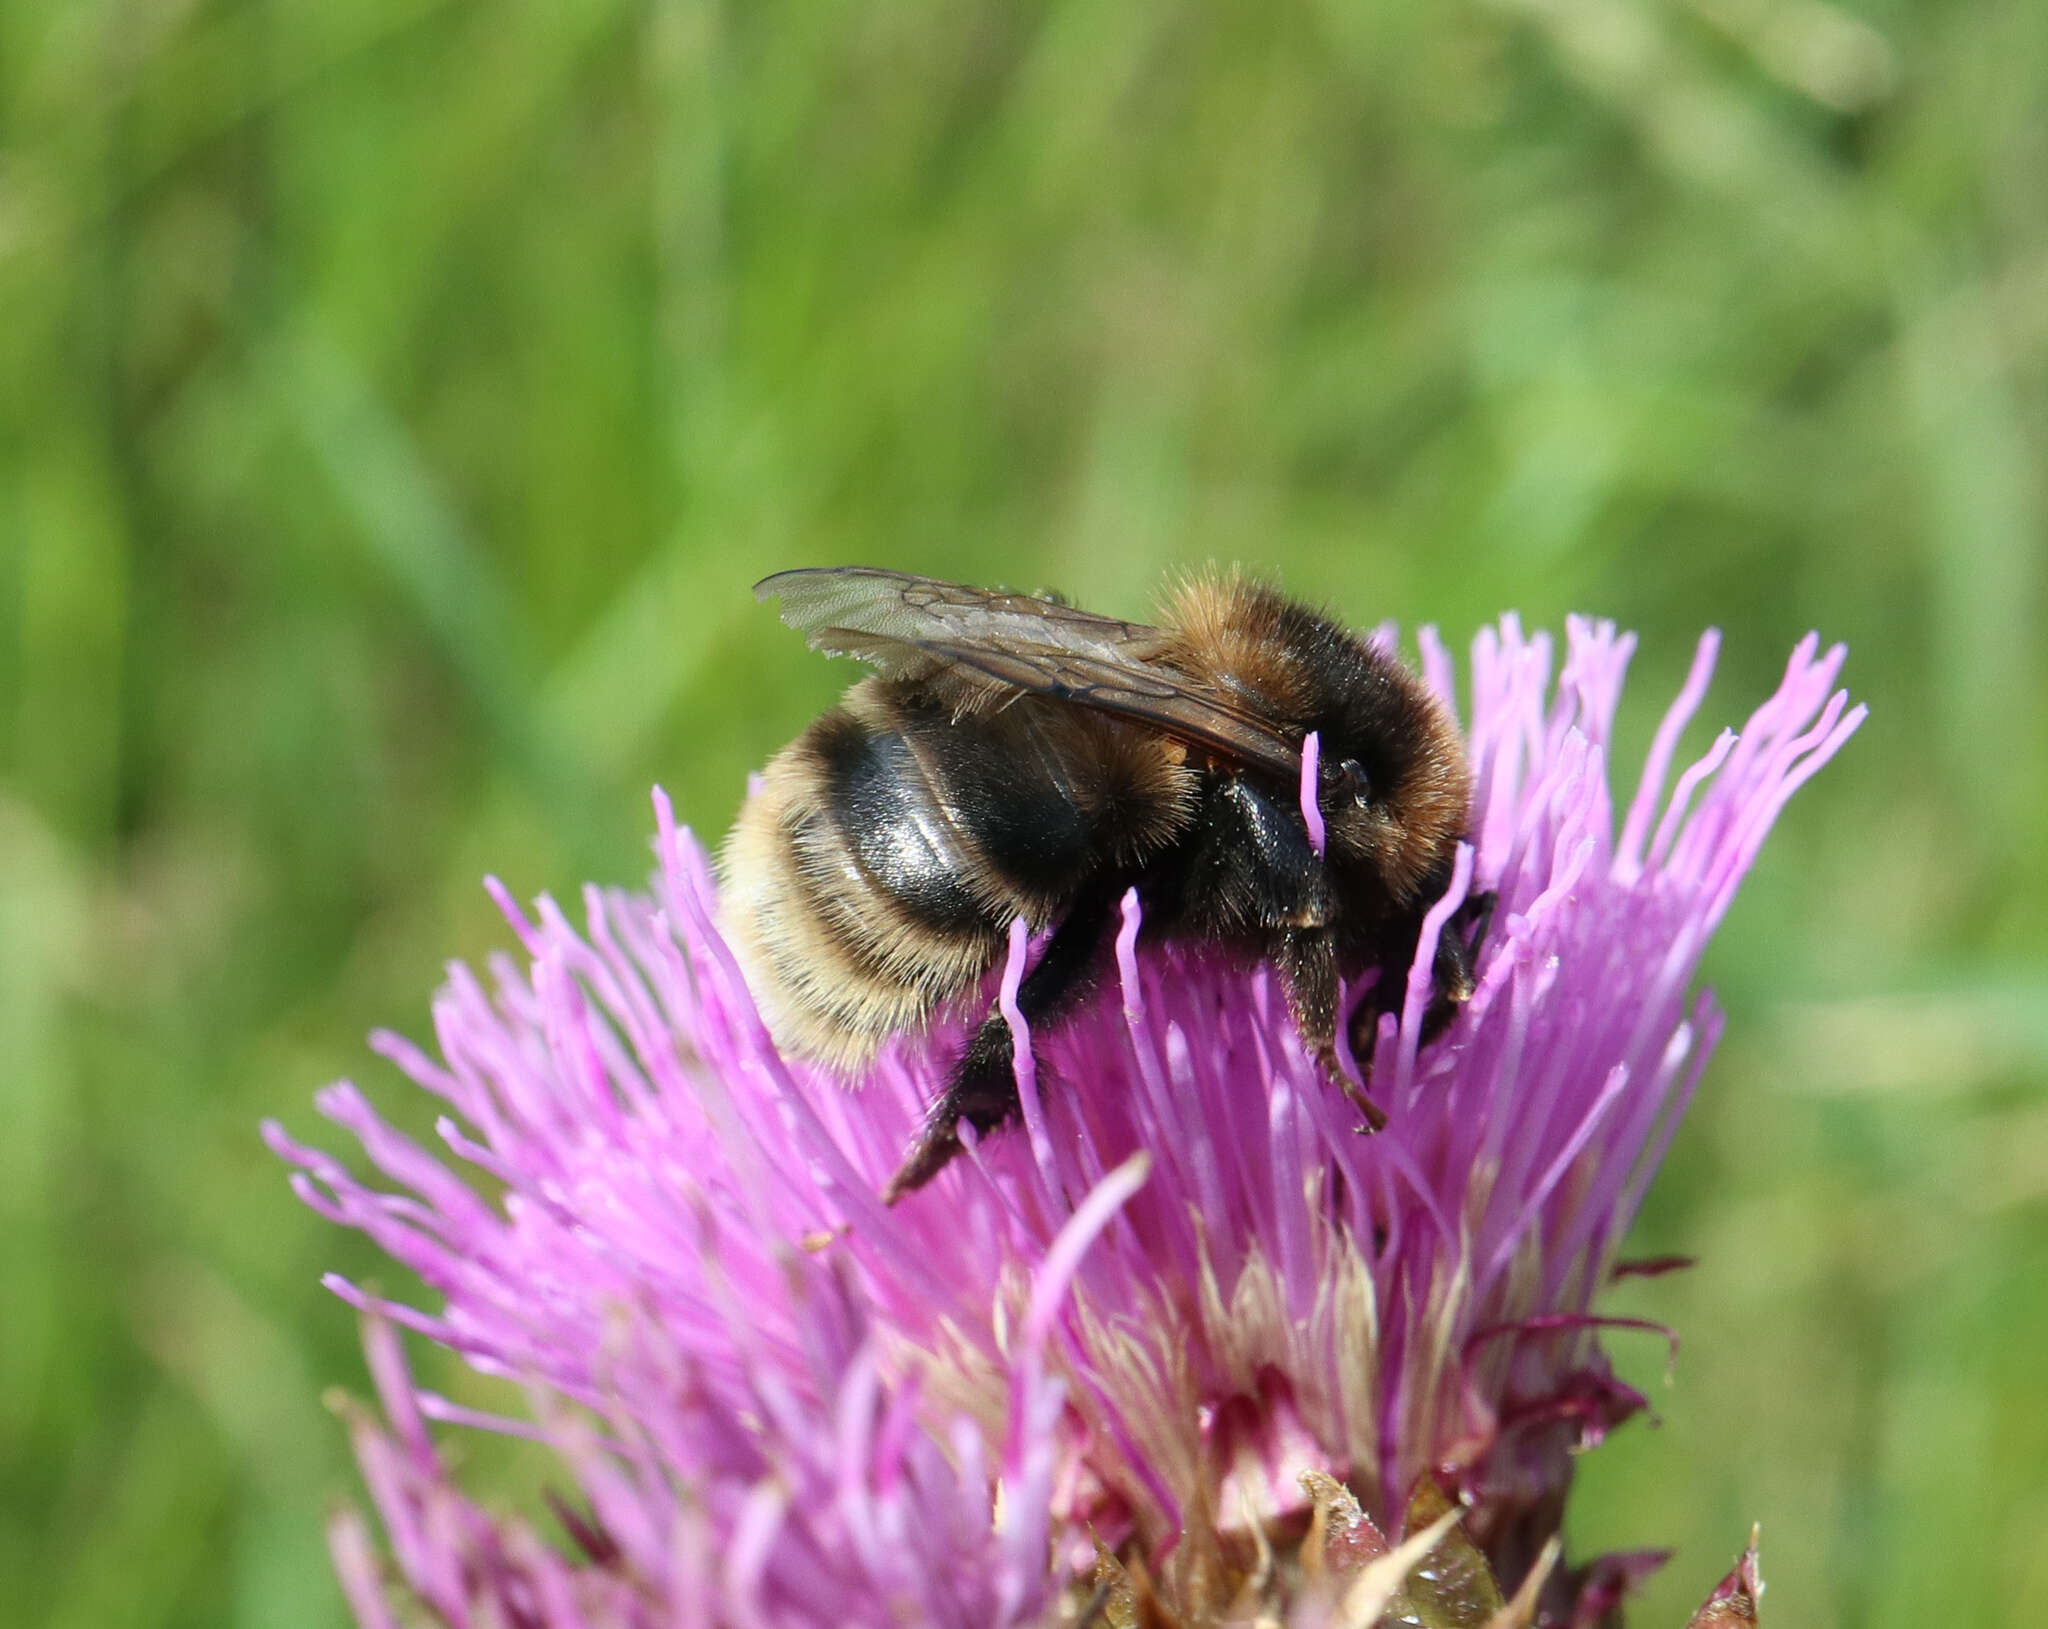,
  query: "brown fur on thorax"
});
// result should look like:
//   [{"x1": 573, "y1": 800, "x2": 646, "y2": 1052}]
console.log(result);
[{"x1": 1159, "y1": 568, "x2": 1322, "y2": 721}]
